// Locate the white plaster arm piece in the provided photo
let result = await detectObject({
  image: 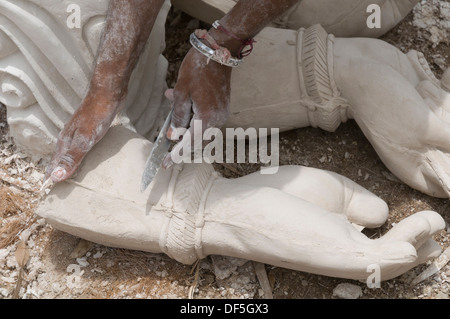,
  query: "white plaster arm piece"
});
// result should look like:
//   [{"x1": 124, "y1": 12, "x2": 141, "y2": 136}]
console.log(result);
[
  {"x1": 226, "y1": 24, "x2": 450, "y2": 198},
  {"x1": 333, "y1": 38, "x2": 450, "y2": 198},
  {"x1": 36, "y1": 126, "x2": 445, "y2": 282},
  {"x1": 202, "y1": 171, "x2": 444, "y2": 281}
]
